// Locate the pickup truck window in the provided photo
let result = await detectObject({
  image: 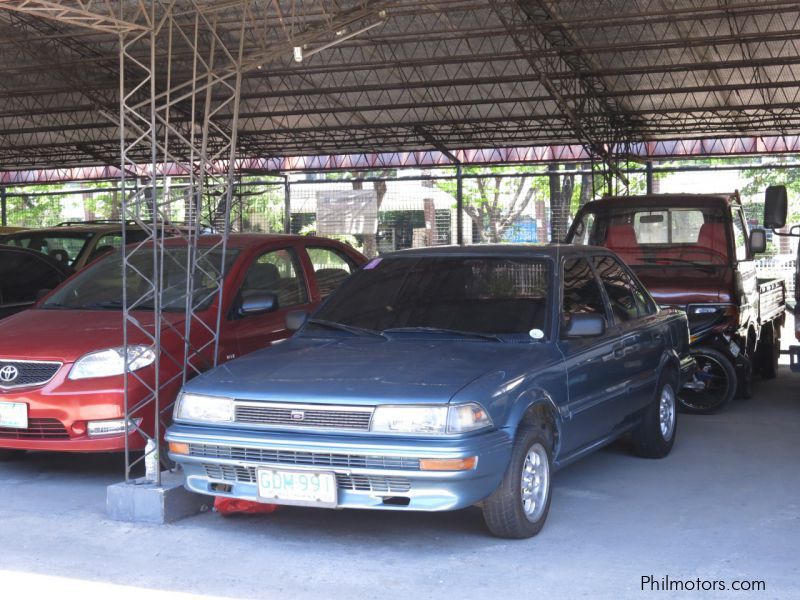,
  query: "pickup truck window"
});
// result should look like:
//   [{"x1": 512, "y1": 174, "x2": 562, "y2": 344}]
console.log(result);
[
  {"x1": 306, "y1": 246, "x2": 357, "y2": 298},
  {"x1": 731, "y1": 207, "x2": 748, "y2": 262},
  {"x1": 562, "y1": 258, "x2": 606, "y2": 317},
  {"x1": 241, "y1": 248, "x2": 308, "y2": 308},
  {"x1": 310, "y1": 256, "x2": 551, "y2": 338},
  {"x1": 593, "y1": 255, "x2": 654, "y2": 322},
  {"x1": 572, "y1": 205, "x2": 728, "y2": 266}
]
